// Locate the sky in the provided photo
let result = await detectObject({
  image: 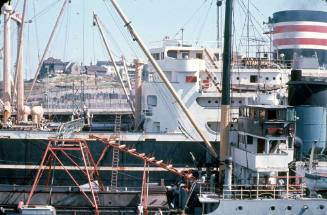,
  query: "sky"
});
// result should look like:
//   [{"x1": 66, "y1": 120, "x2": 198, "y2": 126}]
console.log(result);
[{"x1": 2, "y1": 0, "x2": 327, "y2": 80}]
